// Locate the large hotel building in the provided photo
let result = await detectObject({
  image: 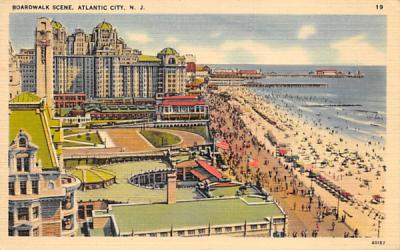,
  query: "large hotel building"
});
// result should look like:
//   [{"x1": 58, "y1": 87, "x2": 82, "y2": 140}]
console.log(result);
[{"x1": 12, "y1": 17, "x2": 187, "y2": 100}]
